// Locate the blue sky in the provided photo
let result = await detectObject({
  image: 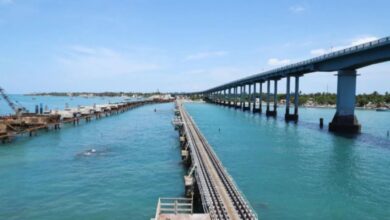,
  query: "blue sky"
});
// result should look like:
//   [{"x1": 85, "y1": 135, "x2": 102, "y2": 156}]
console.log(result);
[{"x1": 0, "y1": 0, "x2": 389, "y2": 94}]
